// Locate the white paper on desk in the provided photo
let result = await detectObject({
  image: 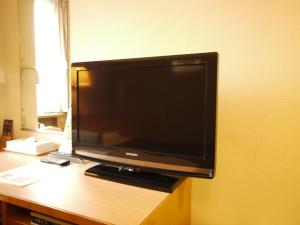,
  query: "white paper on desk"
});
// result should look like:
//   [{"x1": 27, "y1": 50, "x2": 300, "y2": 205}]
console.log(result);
[{"x1": 0, "y1": 161, "x2": 62, "y2": 187}]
